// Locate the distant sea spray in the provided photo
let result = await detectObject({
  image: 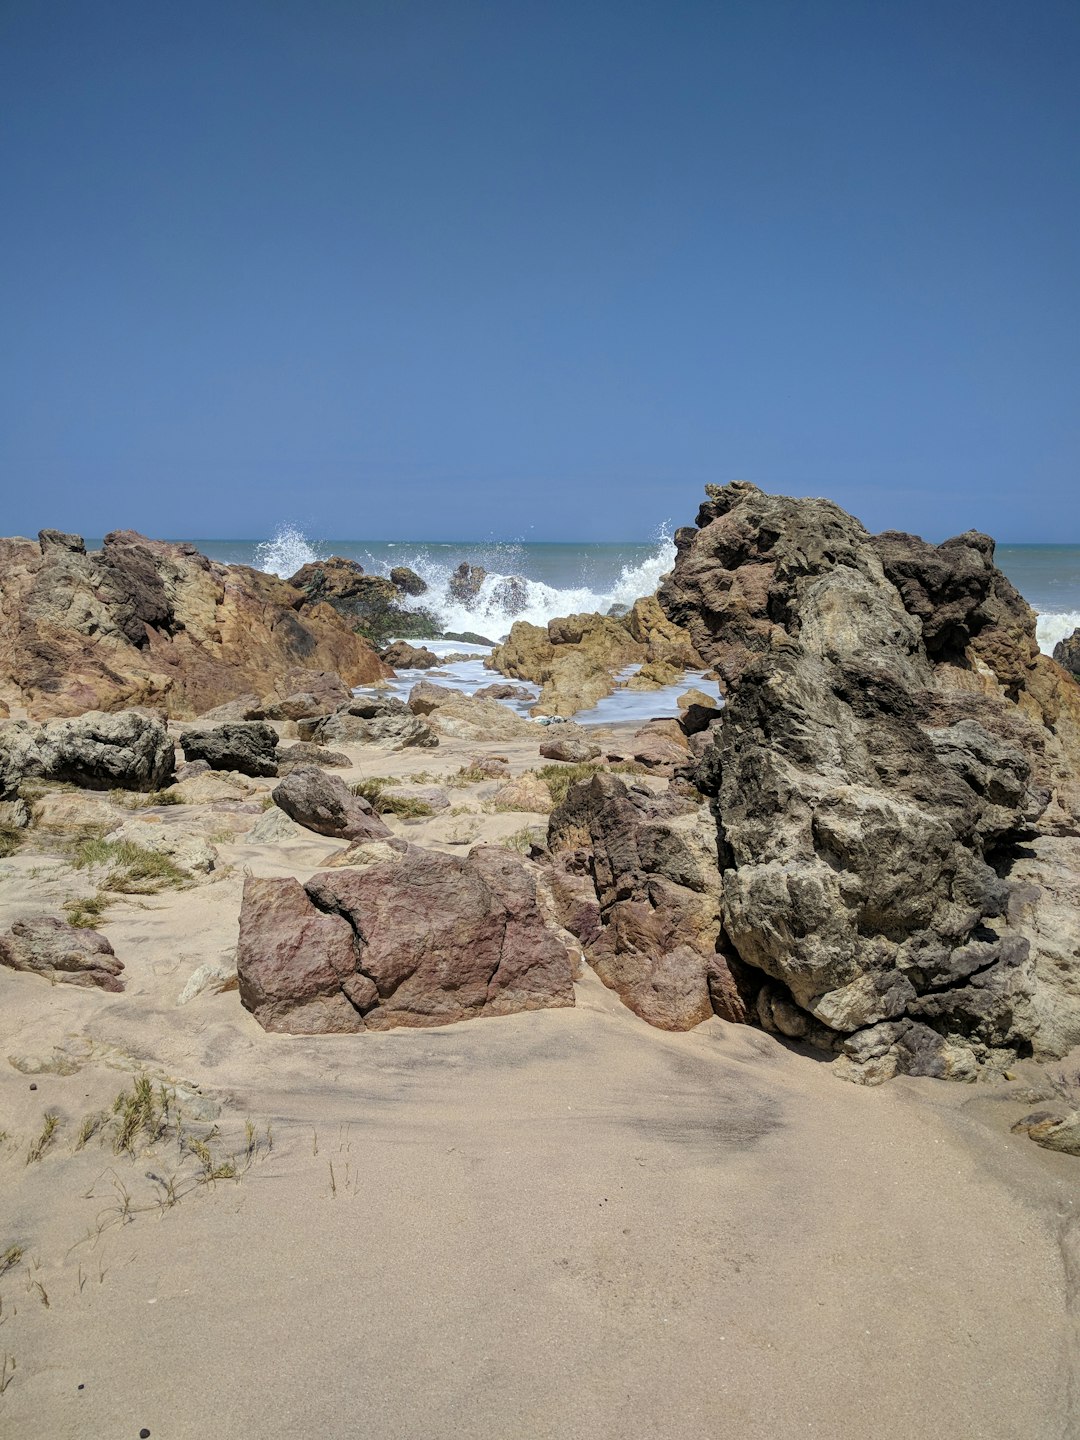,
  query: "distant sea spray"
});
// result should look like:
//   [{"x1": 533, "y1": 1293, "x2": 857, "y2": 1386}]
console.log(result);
[
  {"x1": 244, "y1": 525, "x2": 1080, "y2": 656},
  {"x1": 251, "y1": 525, "x2": 678, "y2": 639}
]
